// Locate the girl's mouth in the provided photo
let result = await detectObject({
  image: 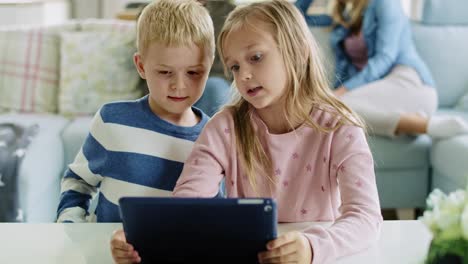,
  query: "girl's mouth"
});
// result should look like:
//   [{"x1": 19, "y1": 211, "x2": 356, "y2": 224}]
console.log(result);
[{"x1": 247, "y1": 86, "x2": 263, "y2": 96}]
